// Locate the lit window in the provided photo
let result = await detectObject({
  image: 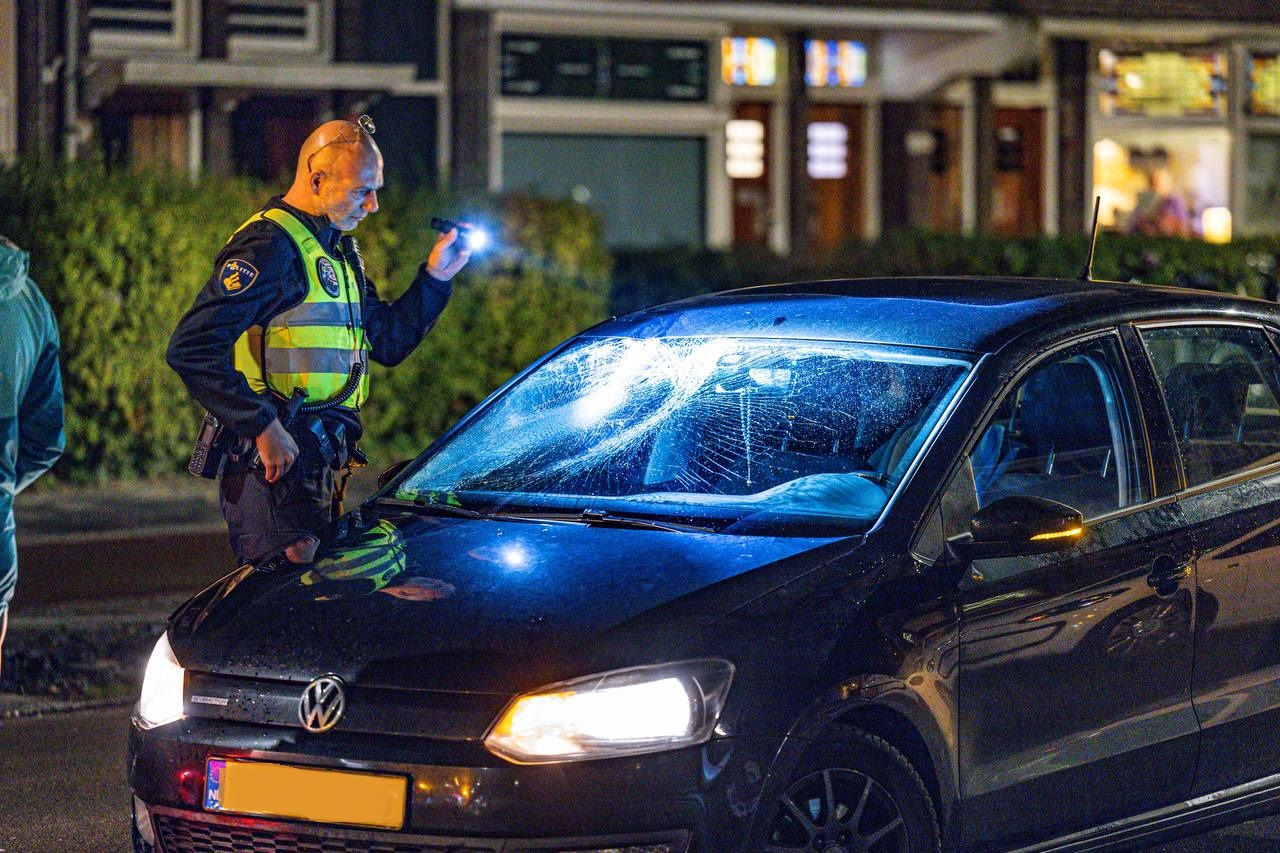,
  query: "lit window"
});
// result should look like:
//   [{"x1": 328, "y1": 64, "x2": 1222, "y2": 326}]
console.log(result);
[
  {"x1": 1092, "y1": 130, "x2": 1230, "y2": 239},
  {"x1": 722, "y1": 37, "x2": 777, "y2": 86},
  {"x1": 1248, "y1": 53, "x2": 1280, "y2": 116},
  {"x1": 808, "y1": 122, "x2": 848, "y2": 180},
  {"x1": 726, "y1": 120, "x2": 766, "y2": 179},
  {"x1": 806, "y1": 40, "x2": 867, "y2": 88},
  {"x1": 1098, "y1": 49, "x2": 1228, "y2": 118}
]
